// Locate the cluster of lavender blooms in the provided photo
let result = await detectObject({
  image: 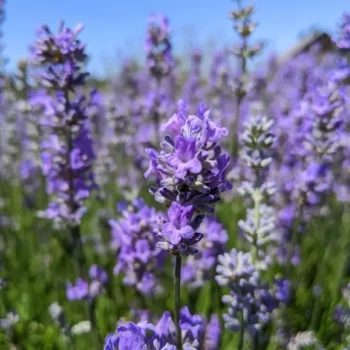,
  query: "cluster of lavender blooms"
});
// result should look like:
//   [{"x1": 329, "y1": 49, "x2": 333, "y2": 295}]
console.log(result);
[
  {"x1": 84, "y1": 15, "x2": 175, "y2": 200},
  {"x1": 109, "y1": 198, "x2": 166, "y2": 294},
  {"x1": 145, "y1": 14, "x2": 173, "y2": 81},
  {"x1": 102, "y1": 99, "x2": 231, "y2": 349},
  {"x1": 104, "y1": 307, "x2": 220, "y2": 350},
  {"x1": 215, "y1": 249, "x2": 289, "y2": 342},
  {"x1": 0, "y1": 81, "x2": 18, "y2": 181},
  {"x1": 12, "y1": 59, "x2": 42, "y2": 191},
  {"x1": 237, "y1": 114, "x2": 278, "y2": 265},
  {"x1": 207, "y1": 50, "x2": 234, "y2": 128},
  {"x1": 30, "y1": 23, "x2": 96, "y2": 227},
  {"x1": 258, "y1": 25, "x2": 348, "y2": 266},
  {"x1": 2, "y1": 0, "x2": 350, "y2": 348},
  {"x1": 333, "y1": 13, "x2": 350, "y2": 203},
  {"x1": 0, "y1": 312, "x2": 19, "y2": 334},
  {"x1": 145, "y1": 14, "x2": 174, "y2": 148},
  {"x1": 66, "y1": 265, "x2": 108, "y2": 301},
  {"x1": 182, "y1": 216, "x2": 228, "y2": 288},
  {"x1": 215, "y1": 115, "x2": 290, "y2": 344},
  {"x1": 181, "y1": 50, "x2": 203, "y2": 110},
  {"x1": 334, "y1": 284, "x2": 350, "y2": 347},
  {"x1": 145, "y1": 100, "x2": 232, "y2": 255},
  {"x1": 228, "y1": 0, "x2": 264, "y2": 154},
  {"x1": 275, "y1": 329, "x2": 324, "y2": 350}
]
